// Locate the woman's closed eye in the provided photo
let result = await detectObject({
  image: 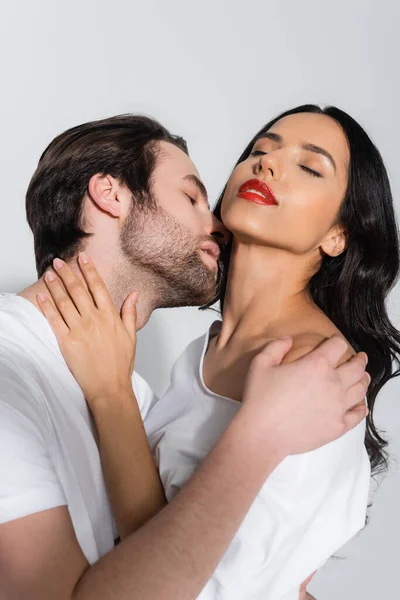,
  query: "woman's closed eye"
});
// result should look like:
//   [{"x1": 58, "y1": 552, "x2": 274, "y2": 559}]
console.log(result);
[
  {"x1": 251, "y1": 149, "x2": 322, "y2": 178},
  {"x1": 300, "y1": 165, "x2": 322, "y2": 178}
]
